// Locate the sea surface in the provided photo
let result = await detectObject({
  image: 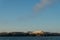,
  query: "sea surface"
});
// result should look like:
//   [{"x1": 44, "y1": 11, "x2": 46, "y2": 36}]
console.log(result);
[{"x1": 0, "y1": 36, "x2": 60, "y2": 40}]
